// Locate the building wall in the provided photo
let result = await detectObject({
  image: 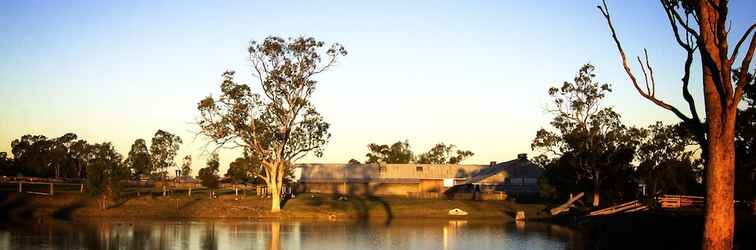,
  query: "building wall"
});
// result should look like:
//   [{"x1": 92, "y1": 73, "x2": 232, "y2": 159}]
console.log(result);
[
  {"x1": 419, "y1": 179, "x2": 444, "y2": 193},
  {"x1": 298, "y1": 182, "x2": 420, "y2": 196}
]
